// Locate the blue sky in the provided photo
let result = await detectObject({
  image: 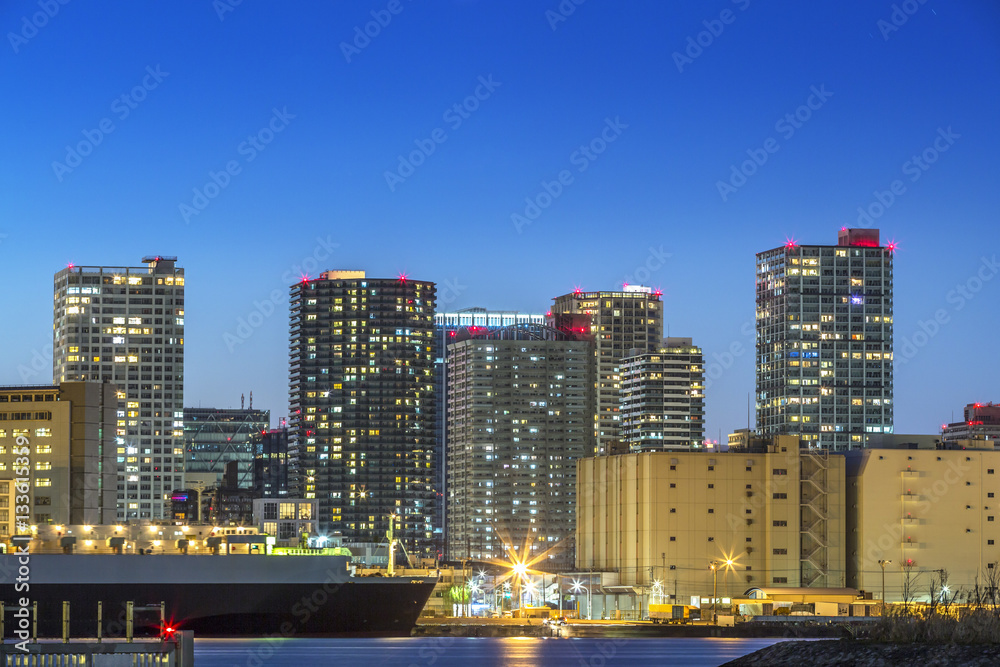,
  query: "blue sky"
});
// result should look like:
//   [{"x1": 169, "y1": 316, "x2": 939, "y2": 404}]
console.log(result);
[{"x1": 1, "y1": 0, "x2": 998, "y2": 439}]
